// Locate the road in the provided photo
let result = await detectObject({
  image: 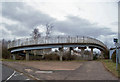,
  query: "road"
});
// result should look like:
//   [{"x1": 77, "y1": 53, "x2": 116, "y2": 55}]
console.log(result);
[
  {"x1": 2, "y1": 64, "x2": 31, "y2": 81},
  {"x1": 30, "y1": 61, "x2": 118, "y2": 80},
  {"x1": 64, "y1": 61, "x2": 118, "y2": 80},
  {"x1": 2, "y1": 61, "x2": 119, "y2": 80}
]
